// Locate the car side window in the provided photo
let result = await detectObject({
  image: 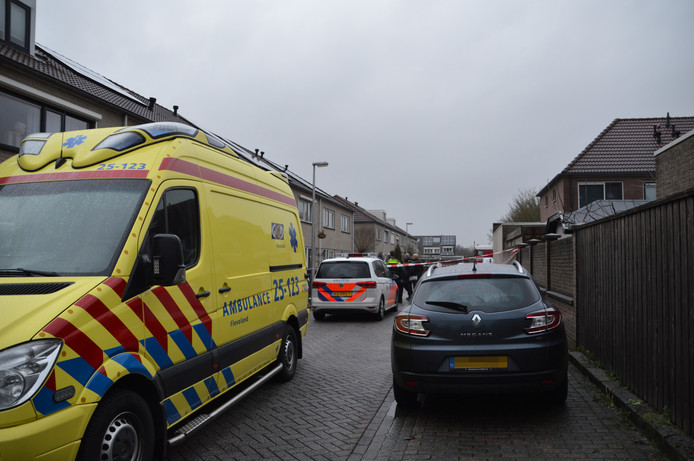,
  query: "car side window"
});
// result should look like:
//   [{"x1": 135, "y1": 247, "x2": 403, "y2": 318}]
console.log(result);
[
  {"x1": 149, "y1": 188, "x2": 200, "y2": 268},
  {"x1": 373, "y1": 261, "x2": 386, "y2": 278}
]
